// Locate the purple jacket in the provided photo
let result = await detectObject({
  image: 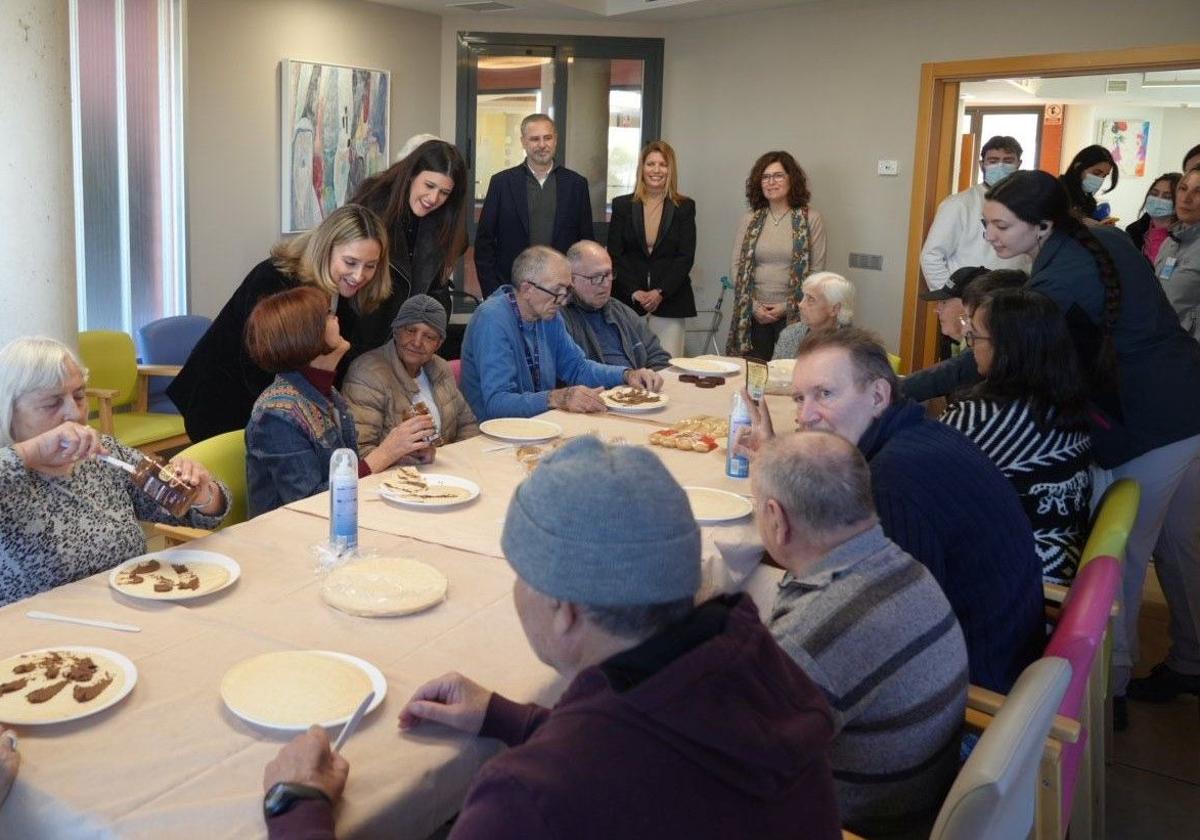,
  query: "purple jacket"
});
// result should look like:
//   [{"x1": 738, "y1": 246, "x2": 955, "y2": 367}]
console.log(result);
[{"x1": 269, "y1": 595, "x2": 841, "y2": 839}]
